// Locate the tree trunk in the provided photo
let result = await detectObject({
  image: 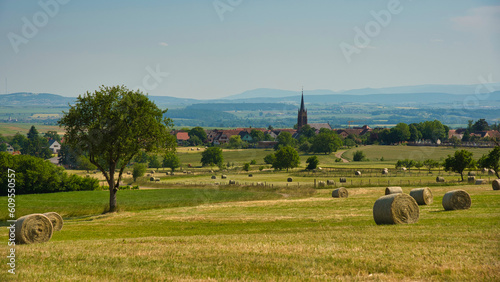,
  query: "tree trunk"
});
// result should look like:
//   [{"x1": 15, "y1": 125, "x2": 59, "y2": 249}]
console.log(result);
[
  {"x1": 109, "y1": 186, "x2": 117, "y2": 212},
  {"x1": 108, "y1": 170, "x2": 117, "y2": 212}
]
